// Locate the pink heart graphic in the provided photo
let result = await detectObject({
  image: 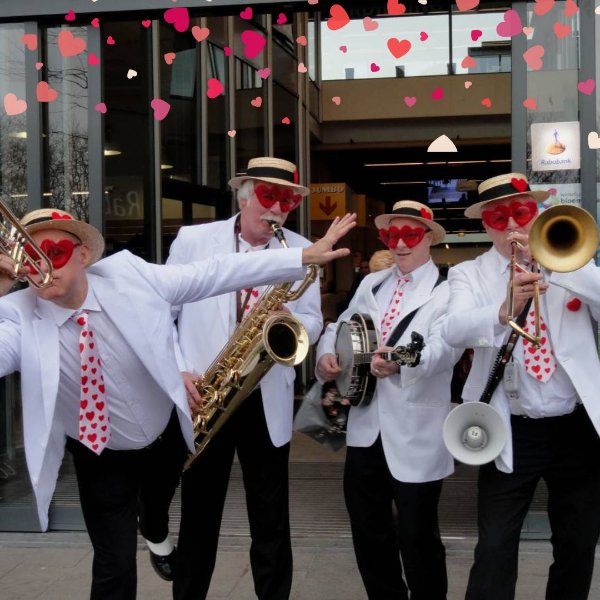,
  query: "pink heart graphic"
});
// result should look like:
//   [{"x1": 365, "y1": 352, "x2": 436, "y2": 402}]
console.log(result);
[
  {"x1": 339, "y1": 45, "x2": 347, "y2": 53},
  {"x1": 297, "y1": 63, "x2": 308, "y2": 73},
  {"x1": 88, "y1": 53, "x2": 100, "y2": 66},
  {"x1": 164, "y1": 7, "x2": 189, "y2": 32},
  {"x1": 227, "y1": 130, "x2": 236, "y2": 137},
  {"x1": 241, "y1": 30, "x2": 266, "y2": 59},
  {"x1": 21, "y1": 33, "x2": 37, "y2": 51},
  {"x1": 327, "y1": 4, "x2": 350, "y2": 31},
  {"x1": 250, "y1": 96, "x2": 263, "y2": 108},
  {"x1": 206, "y1": 78, "x2": 224, "y2": 99},
  {"x1": 296, "y1": 36, "x2": 308, "y2": 46},
  {"x1": 523, "y1": 97, "x2": 537, "y2": 110},
  {"x1": 496, "y1": 9, "x2": 522, "y2": 38},
  {"x1": 553, "y1": 22, "x2": 571, "y2": 39},
  {"x1": 481, "y1": 98, "x2": 492, "y2": 108},
  {"x1": 257, "y1": 68, "x2": 271, "y2": 79},
  {"x1": 332, "y1": 96, "x2": 341, "y2": 105},
  {"x1": 471, "y1": 29, "x2": 482, "y2": 41},
  {"x1": 150, "y1": 98, "x2": 171, "y2": 121},
  {"x1": 431, "y1": 87, "x2": 444, "y2": 100},
  {"x1": 224, "y1": 47, "x2": 232, "y2": 57},
  {"x1": 534, "y1": 0, "x2": 555, "y2": 17},
  {"x1": 164, "y1": 52, "x2": 176, "y2": 65},
  {"x1": 91, "y1": 18, "x2": 100, "y2": 28},
  {"x1": 58, "y1": 30, "x2": 86, "y2": 57},
  {"x1": 404, "y1": 96, "x2": 417, "y2": 108},
  {"x1": 36, "y1": 81, "x2": 58, "y2": 103},
  {"x1": 106, "y1": 36, "x2": 115, "y2": 45},
  {"x1": 456, "y1": 0, "x2": 480, "y2": 11},
  {"x1": 523, "y1": 45, "x2": 544, "y2": 70},
  {"x1": 191, "y1": 26, "x2": 210, "y2": 42},
  {"x1": 35, "y1": 62, "x2": 43, "y2": 70},
  {"x1": 95, "y1": 102, "x2": 106, "y2": 114},
  {"x1": 240, "y1": 6, "x2": 252, "y2": 20},
  {"x1": 387, "y1": 38, "x2": 411, "y2": 59},
  {"x1": 281, "y1": 117, "x2": 291, "y2": 125},
  {"x1": 141, "y1": 20, "x2": 151, "y2": 28},
  {"x1": 277, "y1": 13, "x2": 287, "y2": 25},
  {"x1": 387, "y1": 0, "x2": 406, "y2": 15},
  {"x1": 65, "y1": 10, "x2": 76, "y2": 22},
  {"x1": 363, "y1": 17, "x2": 378, "y2": 32},
  {"x1": 420, "y1": 31, "x2": 428, "y2": 41},
  {"x1": 461, "y1": 55, "x2": 477, "y2": 68},
  {"x1": 370, "y1": 63, "x2": 380, "y2": 73},
  {"x1": 523, "y1": 26, "x2": 535, "y2": 37},
  {"x1": 564, "y1": 0, "x2": 578, "y2": 16},
  {"x1": 3, "y1": 93, "x2": 27, "y2": 116}
]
